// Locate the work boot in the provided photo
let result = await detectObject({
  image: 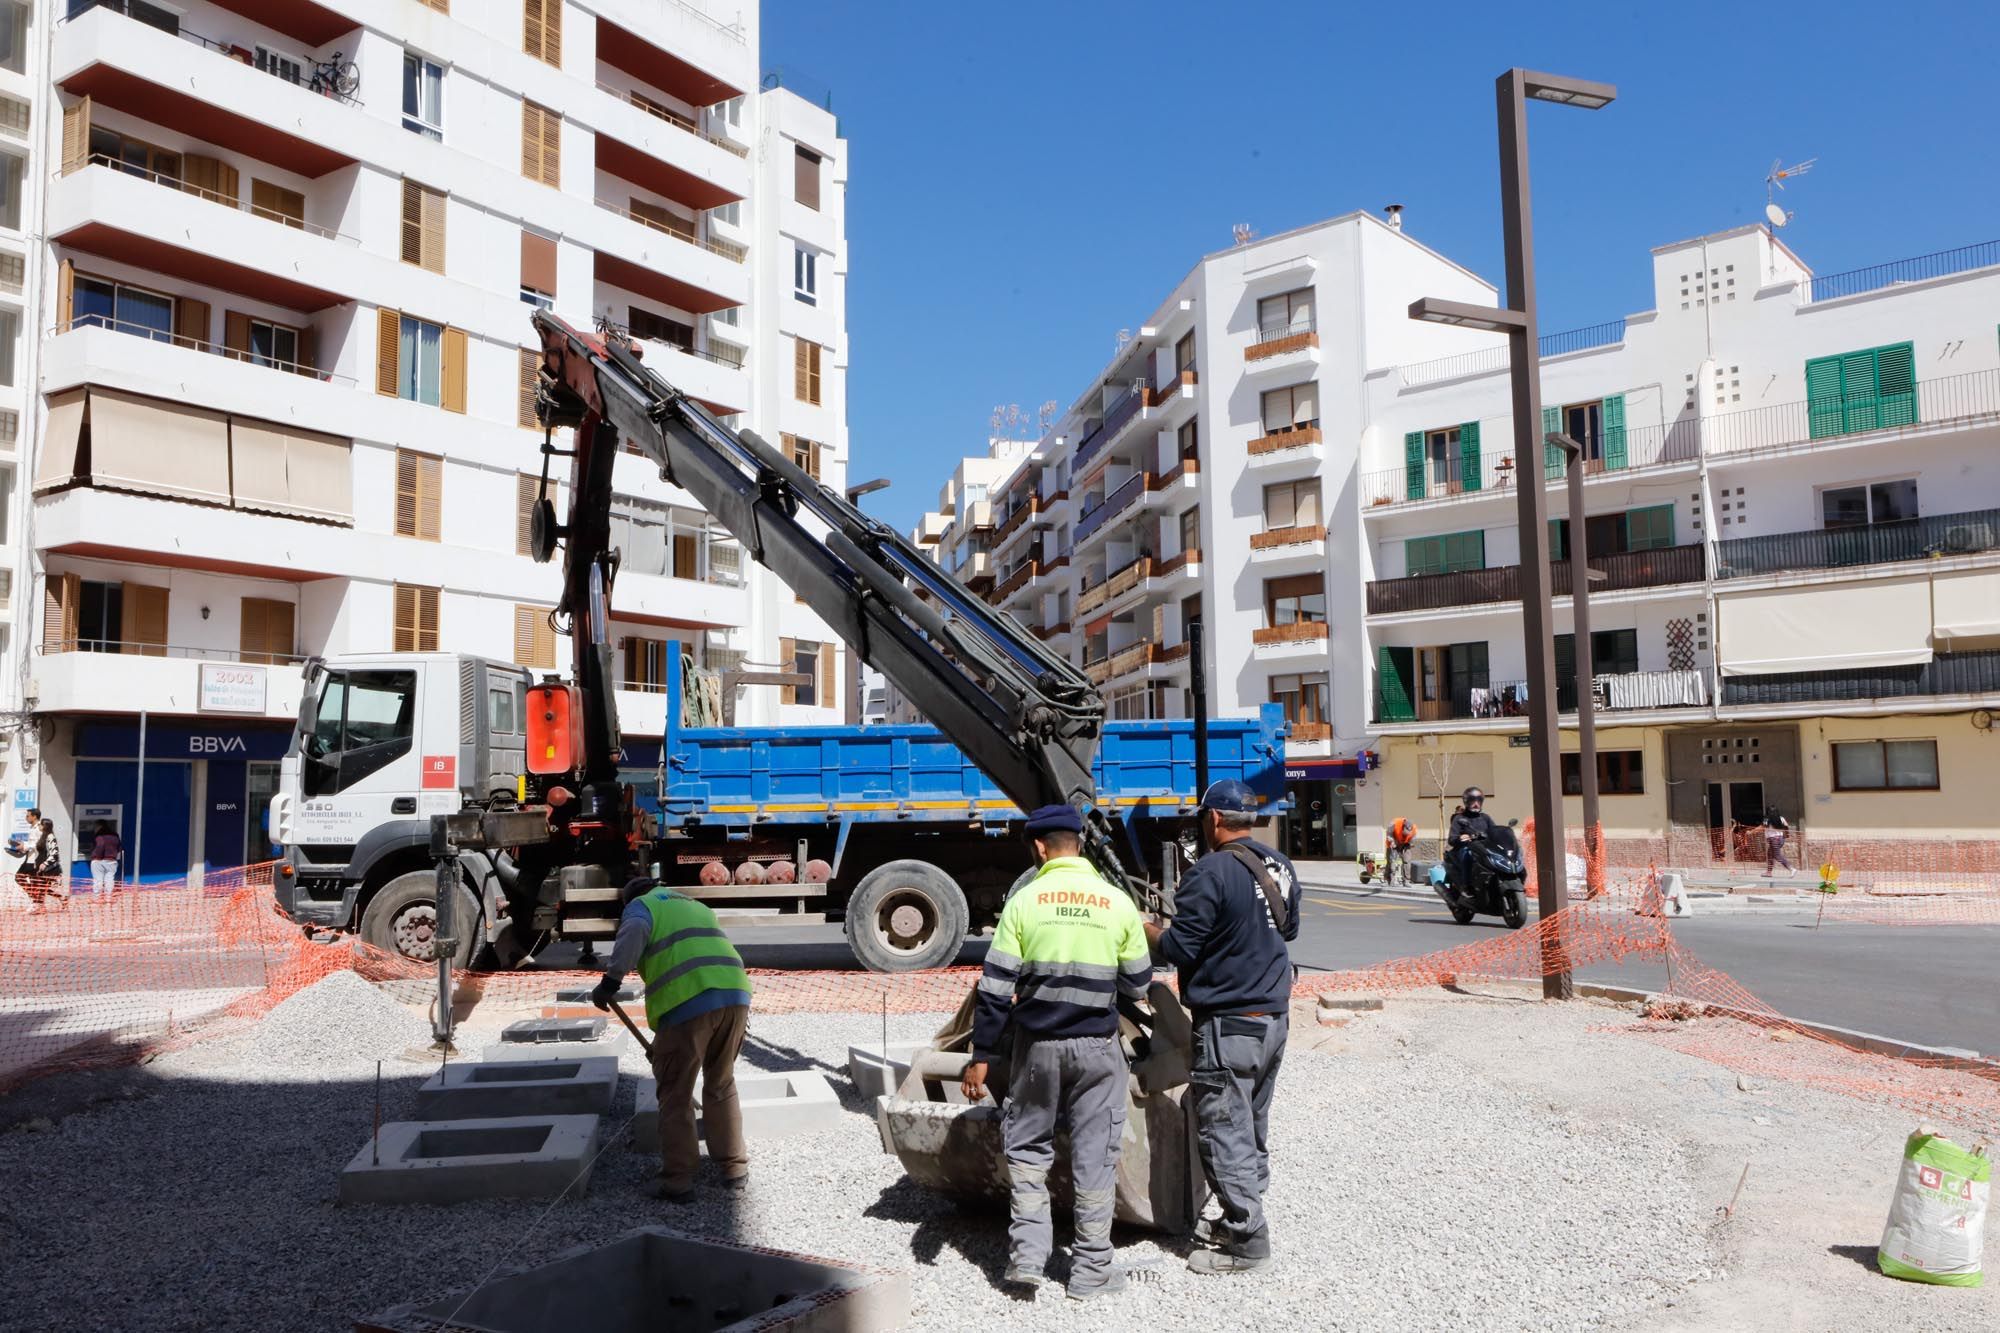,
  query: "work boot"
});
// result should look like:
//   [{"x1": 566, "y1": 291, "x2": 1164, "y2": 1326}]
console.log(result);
[
  {"x1": 1189, "y1": 1248, "x2": 1271, "y2": 1276},
  {"x1": 1192, "y1": 1216, "x2": 1227, "y2": 1246},
  {"x1": 652, "y1": 1182, "x2": 695, "y2": 1204},
  {"x1": 1066, "y1": 1267, "x2": 1128, "y2": 1301},
  {"x1": 1001, "y1": 1263, "x2": 1044, "y2": 1293},
  {"x1": 722, "y1": 1173, "x2": 749, "y2": 1191}
]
